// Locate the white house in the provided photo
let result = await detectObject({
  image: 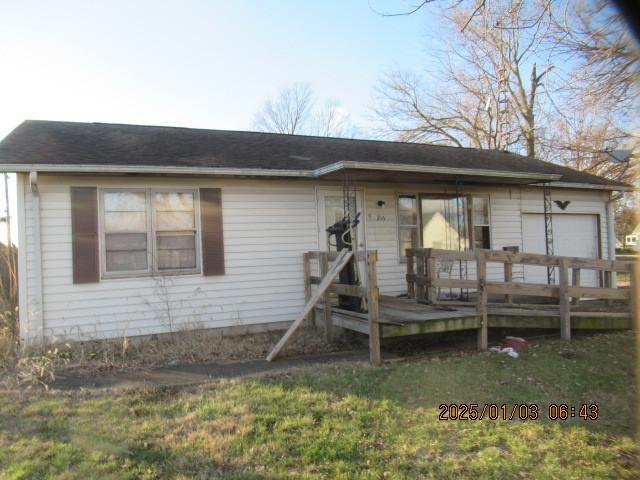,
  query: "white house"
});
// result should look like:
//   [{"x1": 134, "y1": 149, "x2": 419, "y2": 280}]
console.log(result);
[
  {"x1": 0, "y1": 120, "x2": 631, "y2": 344},
  {"x1": 624, "y1": 224, "x2": 640, "y2": 251}
]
